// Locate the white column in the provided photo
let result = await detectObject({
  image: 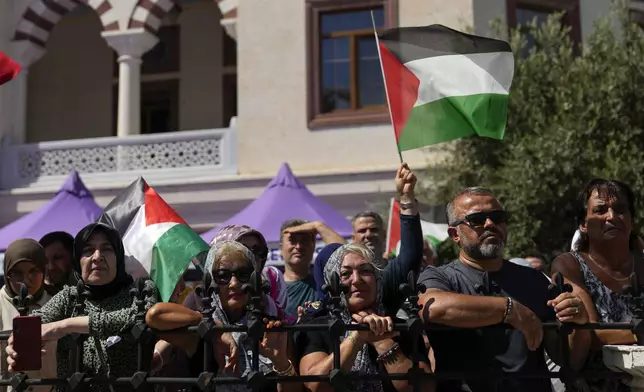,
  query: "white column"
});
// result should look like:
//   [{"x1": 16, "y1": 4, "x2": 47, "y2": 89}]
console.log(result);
[
  {"x1": 116, "y1": 54, "x2": 142, "y2": 138},
  {"x1": 102, "y1": 29, "x2": 158, "y2": 138},
  {"x1": 603, "y1": 345, "x2": 644, "y2": 391}
]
